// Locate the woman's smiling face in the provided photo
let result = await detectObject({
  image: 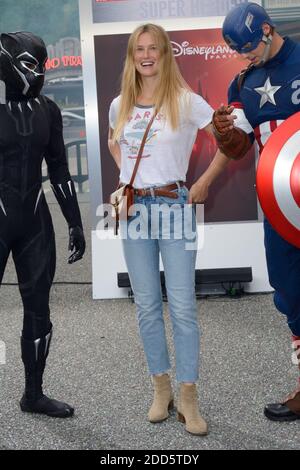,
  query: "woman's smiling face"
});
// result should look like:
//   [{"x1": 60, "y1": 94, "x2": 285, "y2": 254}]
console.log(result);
[{"x1": 134, "y1": 32, "x2": 161, "y2": 78}]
